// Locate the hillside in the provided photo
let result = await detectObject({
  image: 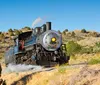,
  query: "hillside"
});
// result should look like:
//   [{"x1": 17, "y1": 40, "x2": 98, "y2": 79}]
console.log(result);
[
  {"x1": 1, "y1": 28, "x2": 100, "y2": 60},
  {"x1": 62, "y1": 29, "x2": 100, "y2": 46},
  {"x1": 0, "y1": 27, "x2": 32, "y2": 60},
  {"x1": 1, "y1": 28, "x2": 100, "y2": 85},
  {"x1": 1, "y1": 53, "x2": 100, "y2": 85}
]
